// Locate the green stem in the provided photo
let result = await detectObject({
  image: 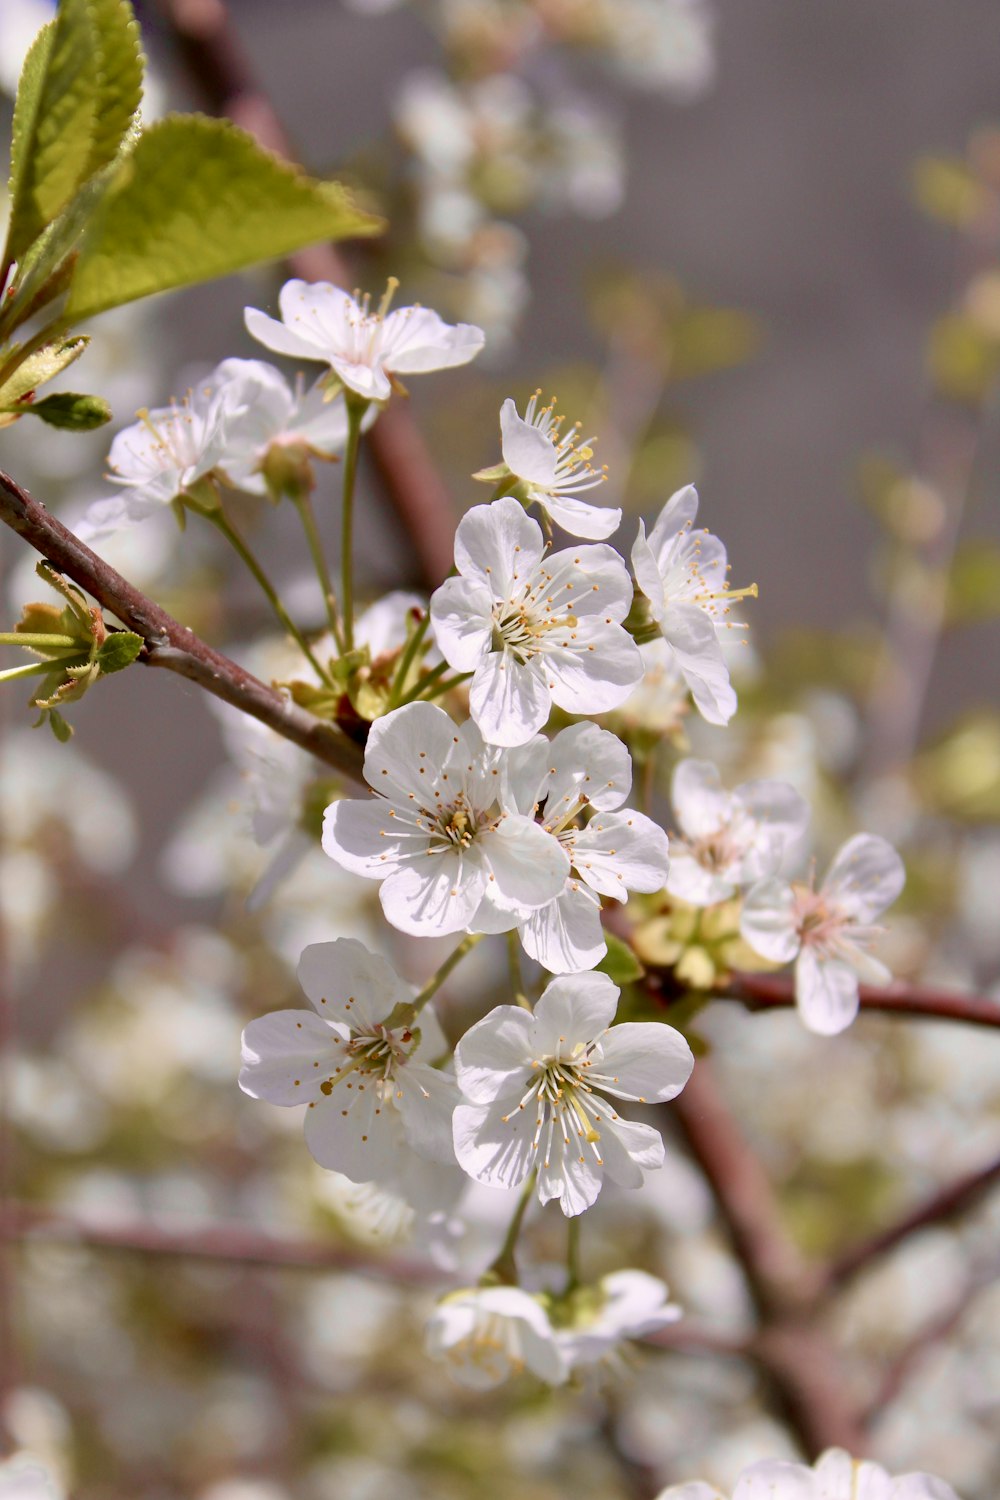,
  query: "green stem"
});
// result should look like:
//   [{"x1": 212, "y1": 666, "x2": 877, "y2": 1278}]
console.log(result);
[
  {"x1": 506, "y1": 930, "x2": 531, "y2": 1010},
  {"x1": 387, "y1": 611, "x2": 430, "y2": 710},
  {"x1": 411, "y1": 932, "x2": 483, "y2": 1015},
  {"x1": 488, "y1": 1171, "x2": 537, "y2": 1285},
  {"x1": 0, "y1": 633, "x2": 79, "y2": 648},
  {"x1": 208, "y1": 511, "x2": 331, "y2": 684},
  {"x1": 293, "y1": 492, "x2": 344, "y2": 653},
  {"x1": 0, "y1": 660, "x2": 61, "y2": 683},
  {"x1": 565, "y1": 1217, "x2": 582, "y2": 1293},
  {"x1": 340, "y1": 396, "x2": 368, "y2": 654},
  {"x1": 420, "y1": 671, "x2": 473, "y2": 703}
]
